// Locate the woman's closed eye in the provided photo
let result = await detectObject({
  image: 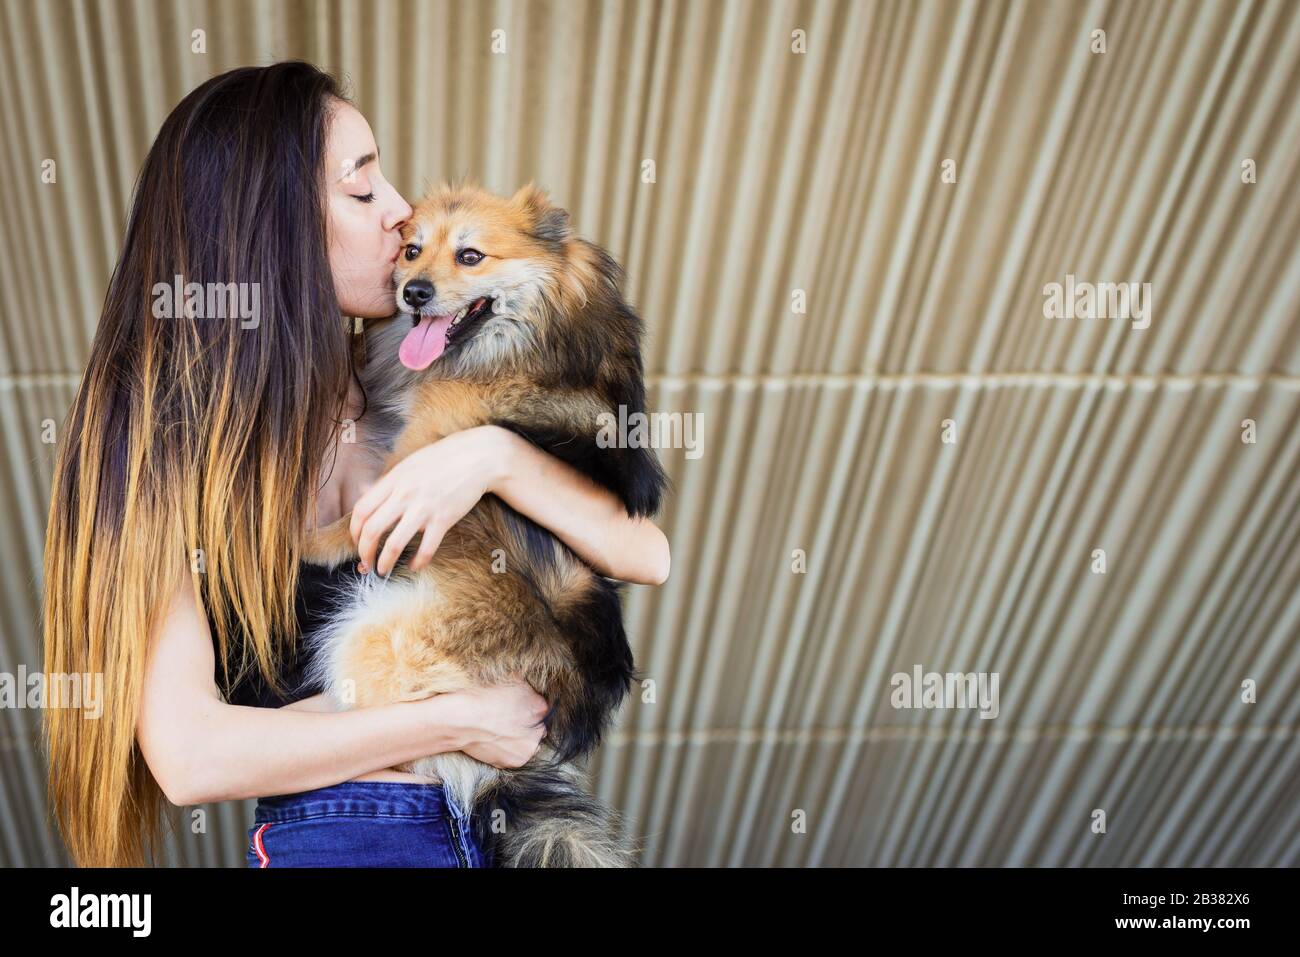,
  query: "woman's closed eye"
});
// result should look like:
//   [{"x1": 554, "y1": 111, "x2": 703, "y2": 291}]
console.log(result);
[{"x1": 352, "y1": 192, "x2": 377, "y2": 204}]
